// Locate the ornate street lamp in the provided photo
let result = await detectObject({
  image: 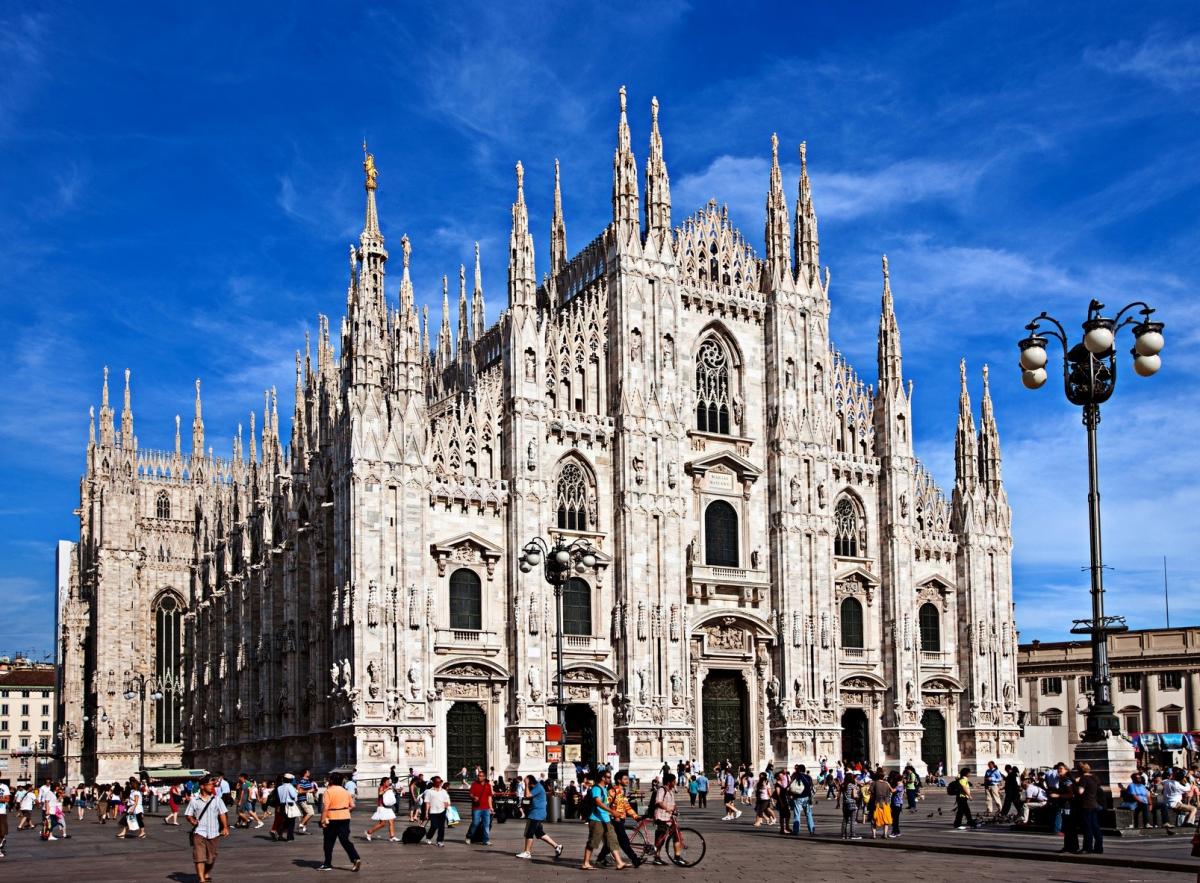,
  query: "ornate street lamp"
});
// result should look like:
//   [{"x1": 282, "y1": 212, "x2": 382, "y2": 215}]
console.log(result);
[
  {"x1": 1017, "y1": 298, "x2": 1164, "y2": 746},
  {"x1": 57, "y1": 721, "x2": 80, "y2": 782},
  {"x1": 517, "y1": 536, "x2": 598, "y2": 750},
  {"x1": 124, "y1": 673, "x2": 163, "y2": 780}
]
